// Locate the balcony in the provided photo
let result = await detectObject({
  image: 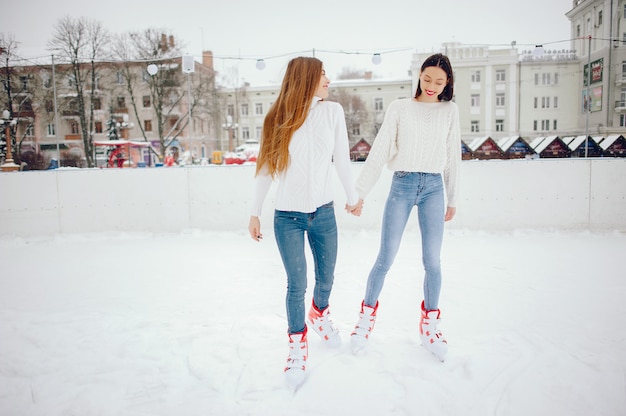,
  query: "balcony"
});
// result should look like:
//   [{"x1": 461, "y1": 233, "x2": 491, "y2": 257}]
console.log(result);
[
  {"x1": 62, "y1": 110, "x2": 80, "y2": 117},
  {"x1": 615, "y1": 101, "x2": 626, "y2": 112}
]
